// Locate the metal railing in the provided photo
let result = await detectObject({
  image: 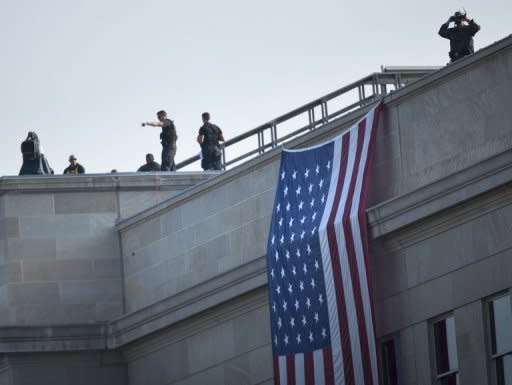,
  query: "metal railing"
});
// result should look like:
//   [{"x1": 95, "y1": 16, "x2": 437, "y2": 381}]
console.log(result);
[{"x1": 176, "y1": 66, "x2": 440, "y2": 170}]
